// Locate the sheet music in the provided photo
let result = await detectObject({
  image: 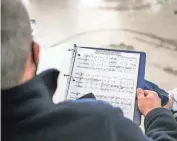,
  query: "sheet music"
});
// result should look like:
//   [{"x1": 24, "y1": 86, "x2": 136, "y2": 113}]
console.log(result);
[{"x1": 67, "y1": 48, "x2": 140, "y2": 120}]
